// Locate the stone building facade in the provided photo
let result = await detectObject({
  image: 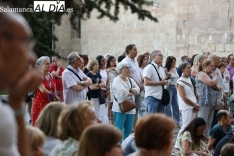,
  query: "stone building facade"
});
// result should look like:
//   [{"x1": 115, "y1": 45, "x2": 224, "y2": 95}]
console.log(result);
[{"x1": 55, "y1": 0, "x2": 234, "y2": 64}]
